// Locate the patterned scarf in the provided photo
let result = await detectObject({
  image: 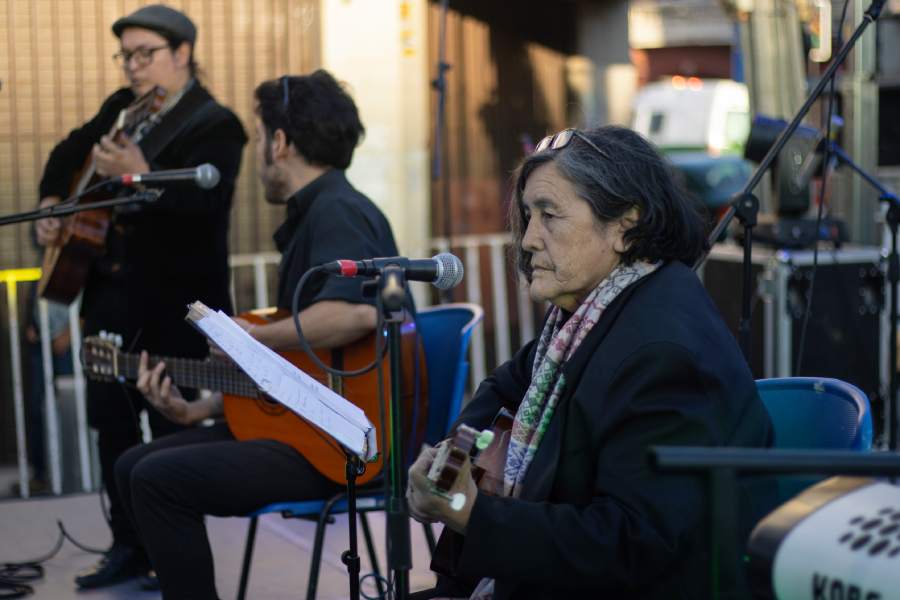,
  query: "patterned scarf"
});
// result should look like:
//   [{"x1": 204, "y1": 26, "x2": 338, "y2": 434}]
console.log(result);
[{"x1": 469, "y1": 259, "x2": 660, "y2": 600}]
